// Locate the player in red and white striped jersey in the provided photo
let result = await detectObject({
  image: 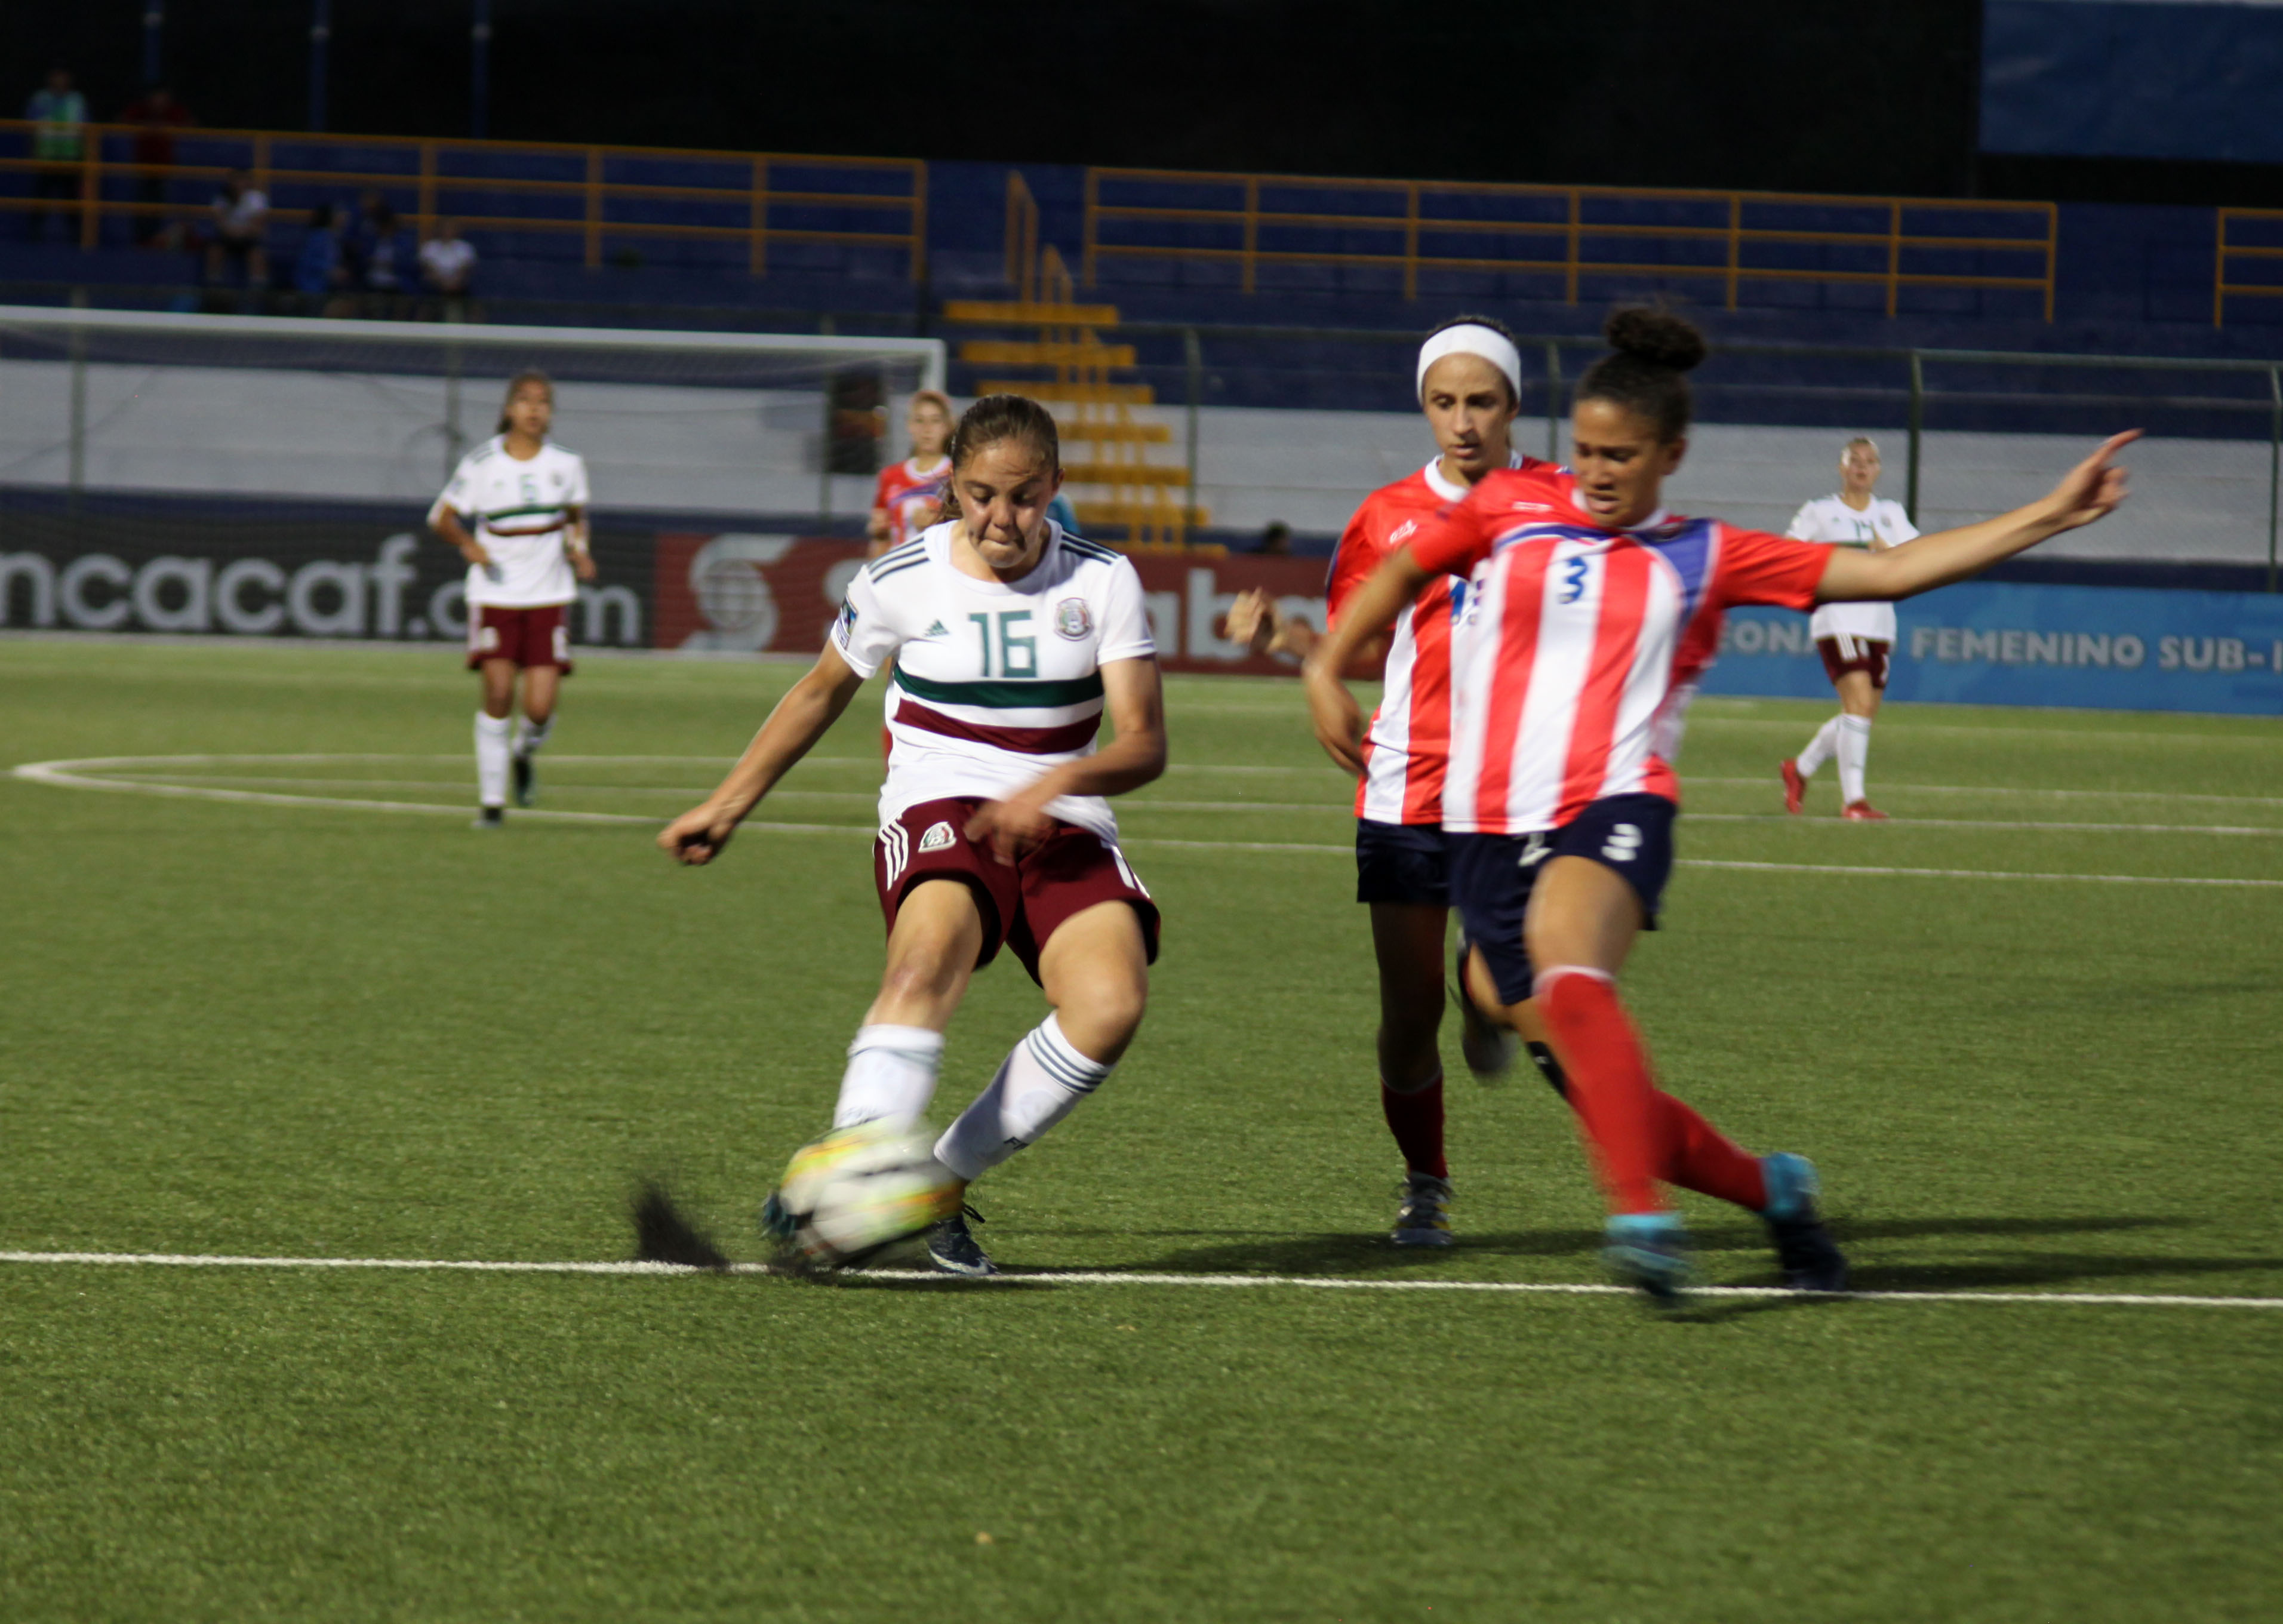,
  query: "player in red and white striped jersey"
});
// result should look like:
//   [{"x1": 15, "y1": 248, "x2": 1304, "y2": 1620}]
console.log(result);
[
  {"x1": 1306, "y1": 309, "x2": 2137, "y2": 1305},
  {"x1": 867, "y1": 390, "x2": 955, "y2": 558},
  {"x1": 1230, "y1": 317, "x2": 1563, "y2": 1248}
]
